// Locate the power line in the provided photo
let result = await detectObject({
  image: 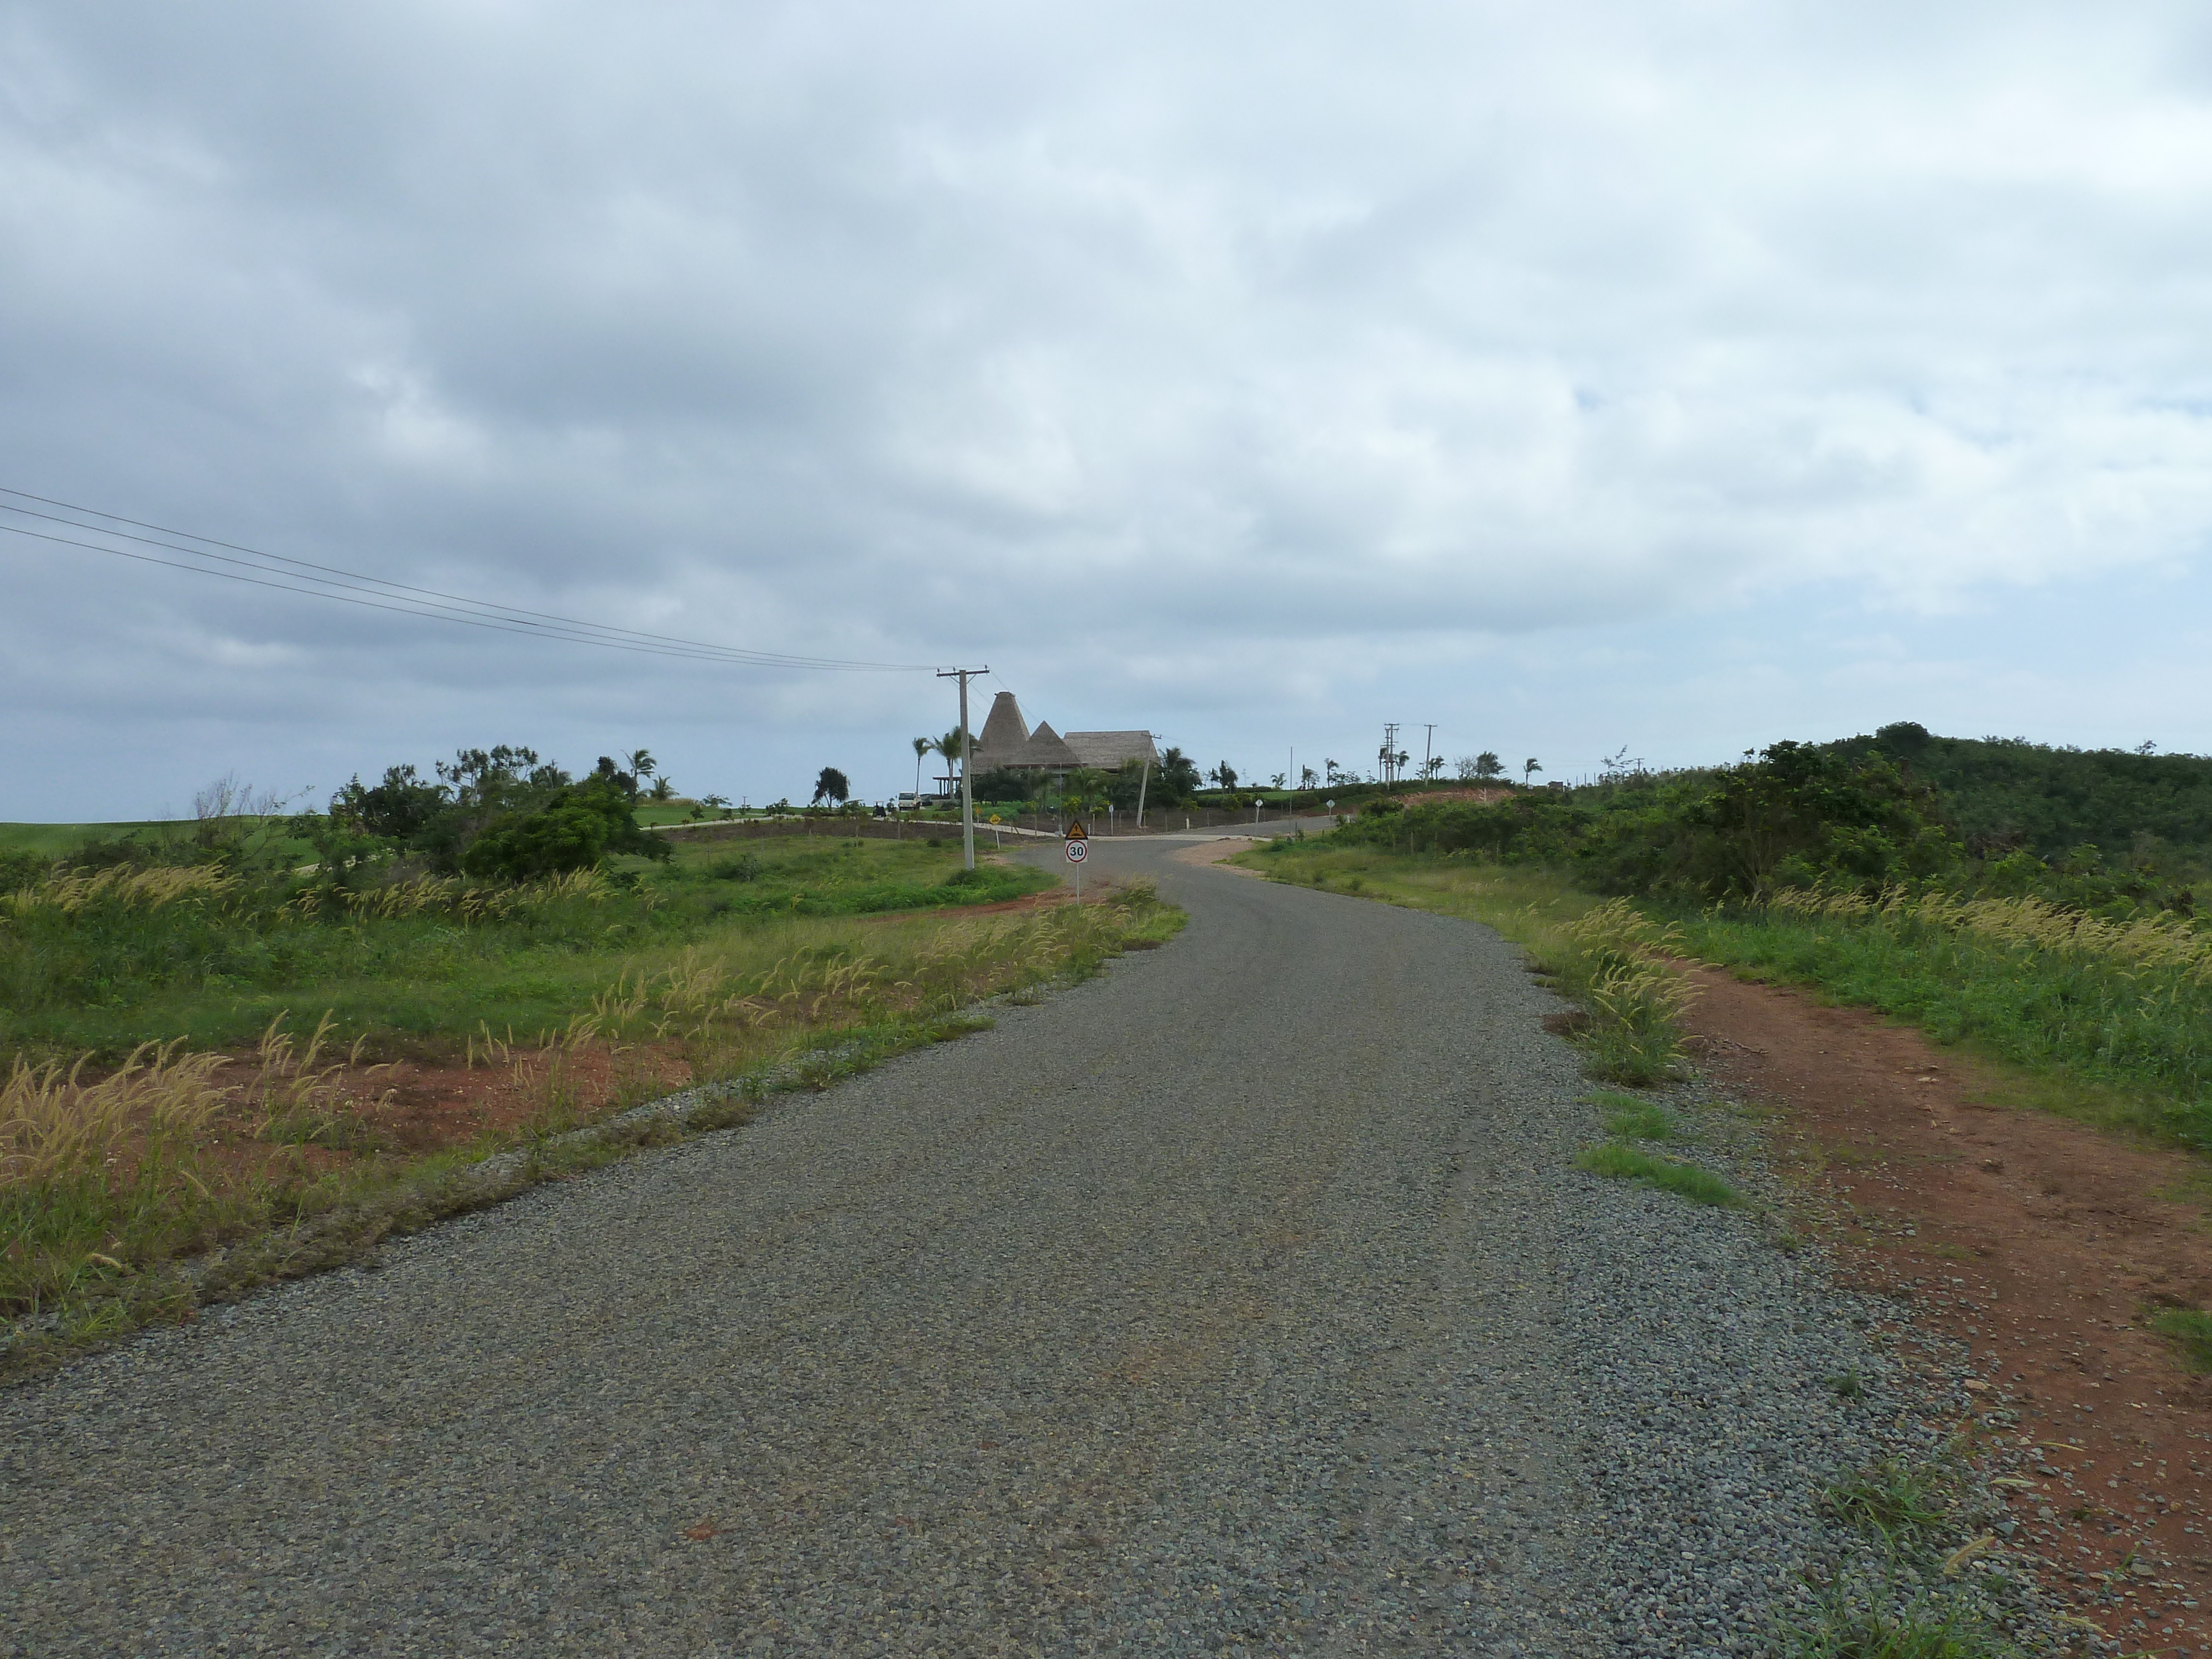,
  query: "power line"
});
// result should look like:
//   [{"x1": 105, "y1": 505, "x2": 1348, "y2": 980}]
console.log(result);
[{"x1": 0, "y1": 486, "x2": 937, "y2": 673}]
